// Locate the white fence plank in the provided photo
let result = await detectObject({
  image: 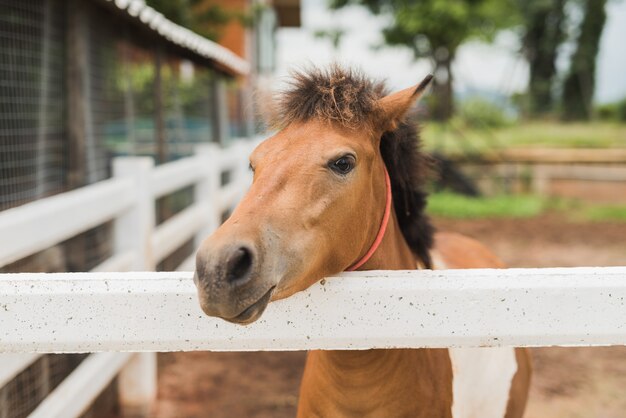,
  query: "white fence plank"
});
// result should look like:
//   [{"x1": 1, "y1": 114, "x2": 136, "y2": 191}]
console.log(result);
[
  {"x1": 90, "y1": 251, "x2": 135, "y2": 273},
  {"x1": 193, "y1": 144, "x2": 221, "y2": 249},
  {"x1": 151, "y1": 203, "x2": 207, "y2": 264},
  {"x1": 2, "y1": 267, "x2": 626, "y2": 353},
  {"x1": 0, "y1": 178, "x2": 134, "y2": 267},
  {"x1": 113, "y1": 158, "x2": 156, "y2": 271},
  {"x1": 176, "y1": 253, "x2": 196, "y2": 272},
  {"x1": 0, "y1": 138, "x2": 260, "y2": 414},
  {"x1": 27, "y1": 352, "x2": 132, "y2": 418},
  {"x1": 150, "y1": 156, "x2": 204, "y2": 199}
]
